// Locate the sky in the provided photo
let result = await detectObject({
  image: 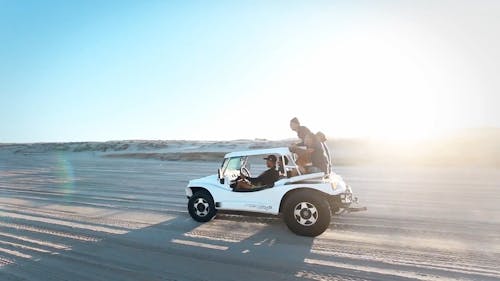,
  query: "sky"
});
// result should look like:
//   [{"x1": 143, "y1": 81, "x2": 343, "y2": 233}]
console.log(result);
[{"x1": 1, "y1": 0, "x2": 499, "y2": 142}]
